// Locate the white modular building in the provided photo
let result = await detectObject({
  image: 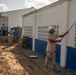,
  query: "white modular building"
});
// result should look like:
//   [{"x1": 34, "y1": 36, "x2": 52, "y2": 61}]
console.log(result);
[
  {"x1": 22, "y1": 0, "x2": 76, "y2": 72},
  {"x1": 0, "y1": 7, "x2": 35, "y2": 36}
]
